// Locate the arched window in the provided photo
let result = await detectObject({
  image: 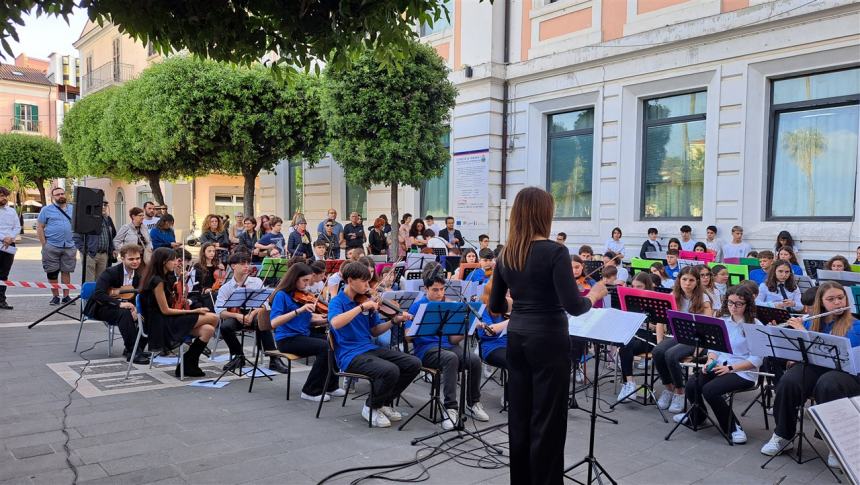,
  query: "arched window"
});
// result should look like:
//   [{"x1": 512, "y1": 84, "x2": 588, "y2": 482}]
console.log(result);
[{"x1": 115, "y1": 189, "x2": 126, "y2": 223}]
